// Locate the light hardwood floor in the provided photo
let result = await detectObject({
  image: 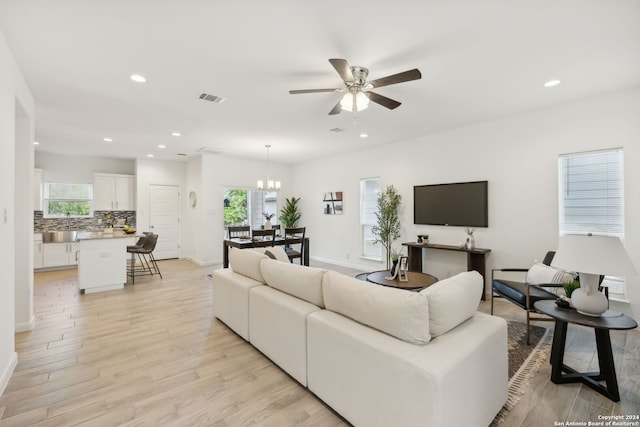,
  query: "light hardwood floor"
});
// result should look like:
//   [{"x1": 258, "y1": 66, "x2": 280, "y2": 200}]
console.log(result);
[{"x1": 1, "y1": 260, "x2": 638, "y2": 426}]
